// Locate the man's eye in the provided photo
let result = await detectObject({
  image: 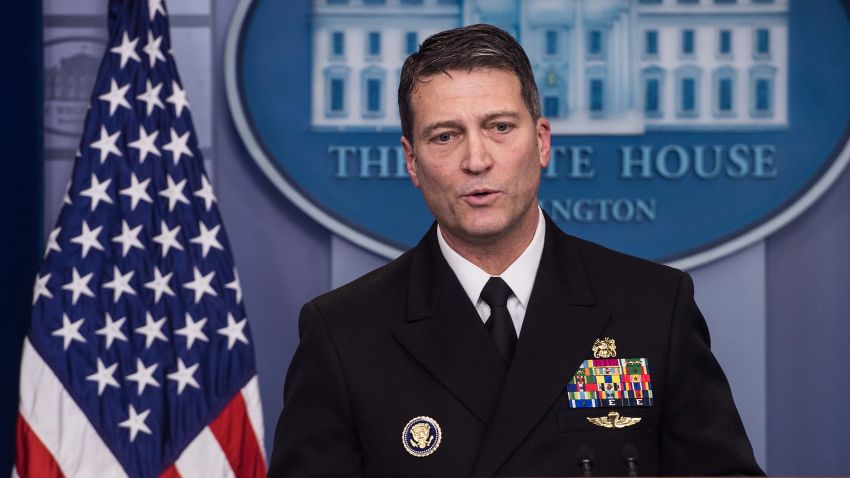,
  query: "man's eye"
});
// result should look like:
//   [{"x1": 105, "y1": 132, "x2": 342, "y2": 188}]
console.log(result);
[
  {"x1": 494, "y1": 122, "x2": 511, "y2": 133},
  {"x1": 436, "y1": 132, "x2": 453, "y2": 142}
]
